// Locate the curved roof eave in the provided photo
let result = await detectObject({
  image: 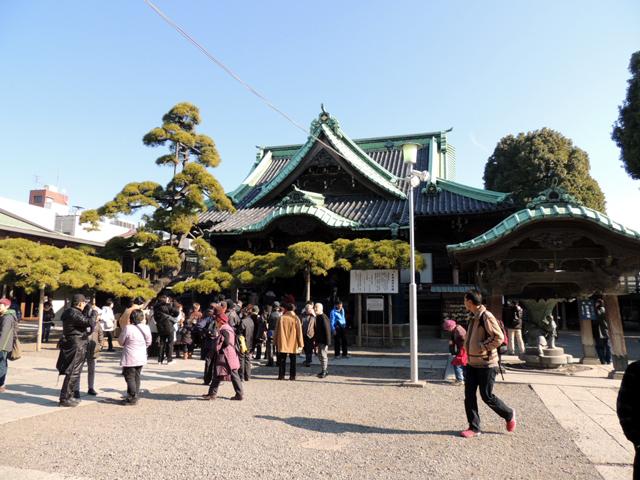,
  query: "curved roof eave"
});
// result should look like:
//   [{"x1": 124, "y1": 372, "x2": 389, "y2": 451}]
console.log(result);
[
  {"x1": 447, "y1": 204, "x2": 640, "y2": 255},
  {"x1": 236, "y1": 204, "x2": 359, "y2": 233}
]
